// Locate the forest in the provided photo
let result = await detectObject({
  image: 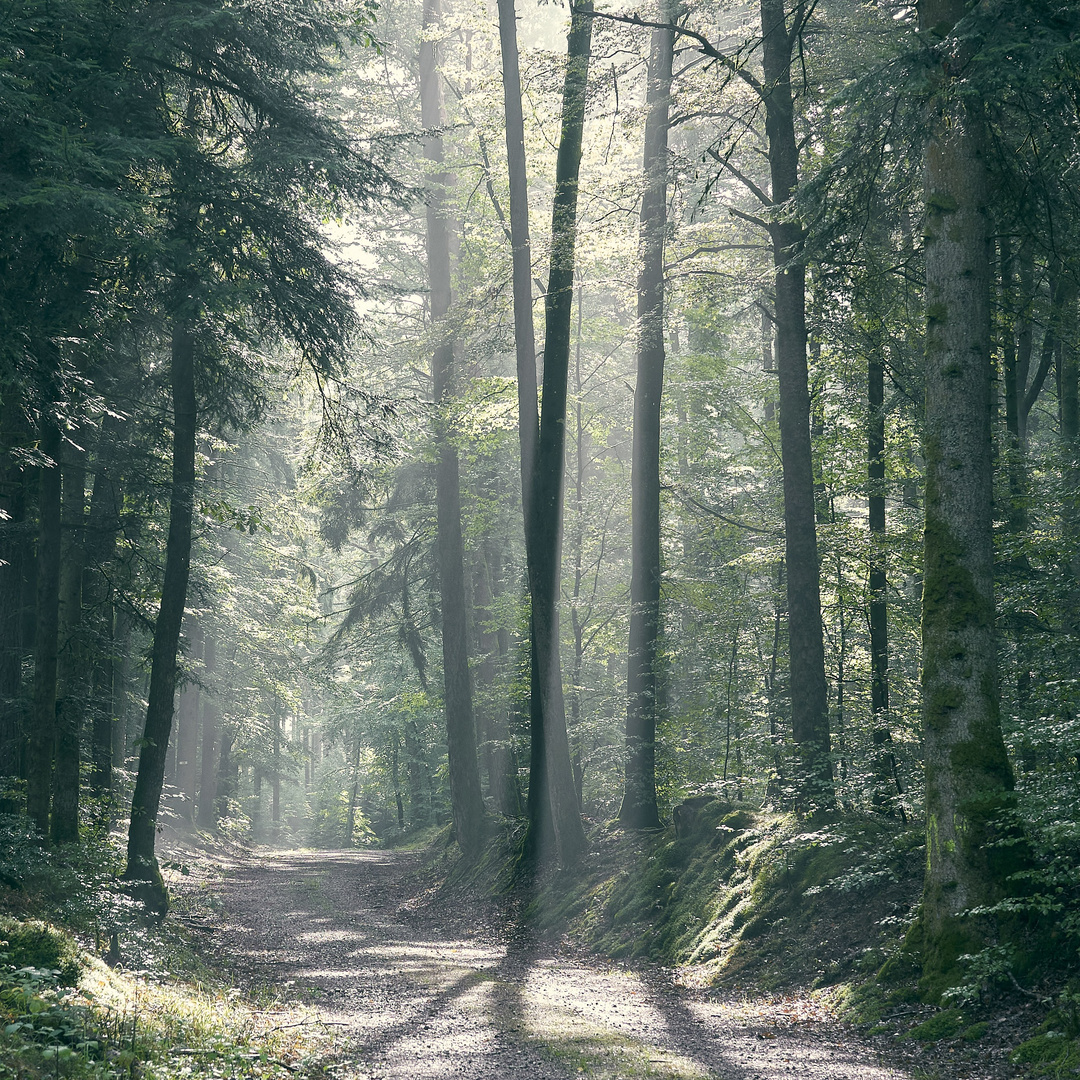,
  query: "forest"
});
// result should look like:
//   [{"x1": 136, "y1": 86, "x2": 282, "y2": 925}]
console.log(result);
[{"x1": 2, "y1": 0, "x2": 1080, "y2": 1076}]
